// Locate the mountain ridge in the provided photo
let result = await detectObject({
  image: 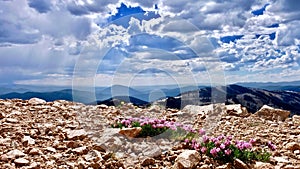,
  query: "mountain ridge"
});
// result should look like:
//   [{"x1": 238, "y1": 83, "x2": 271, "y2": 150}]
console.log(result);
[{"x1": 1, "y1": 84, "x2": 300, "y2": 115}]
